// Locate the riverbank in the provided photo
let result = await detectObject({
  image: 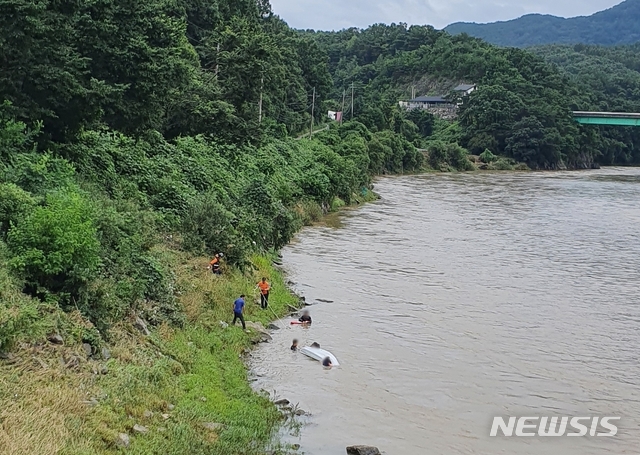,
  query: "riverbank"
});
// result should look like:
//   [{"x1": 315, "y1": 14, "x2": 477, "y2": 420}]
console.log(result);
[
  {"x1": 0, "y1": 188, "x2": 380, "y2": 454},
  {"x1": 0, "y1": 250, "x2": 305, "y2": 454}
]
